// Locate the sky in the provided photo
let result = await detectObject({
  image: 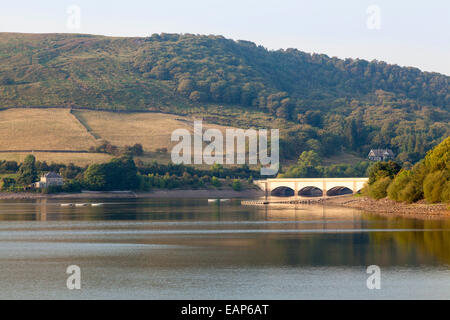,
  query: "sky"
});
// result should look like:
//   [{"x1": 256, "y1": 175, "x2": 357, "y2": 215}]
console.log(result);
[{"x1": 1, "y1": 0, "x2": 449, "y2": 75}]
